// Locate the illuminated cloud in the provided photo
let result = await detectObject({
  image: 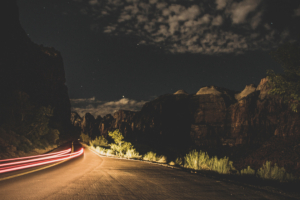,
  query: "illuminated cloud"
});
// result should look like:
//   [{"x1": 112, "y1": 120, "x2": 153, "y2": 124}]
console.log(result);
[
  {"x1": 80, "y1": 0, "x2": 295, "y2": 55},
  {"x1": 228, "y1": 0, "x2": 261, "y2": 24},
  {"x1": 70, "y1": 97, "x2": 147, "y2": 117},
  {"x1": 215, "y1": 0, "x2": 229, "y2": 10},
  {"x1": 294, "y1": 6, "x2": 300, "y2": 16}
]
